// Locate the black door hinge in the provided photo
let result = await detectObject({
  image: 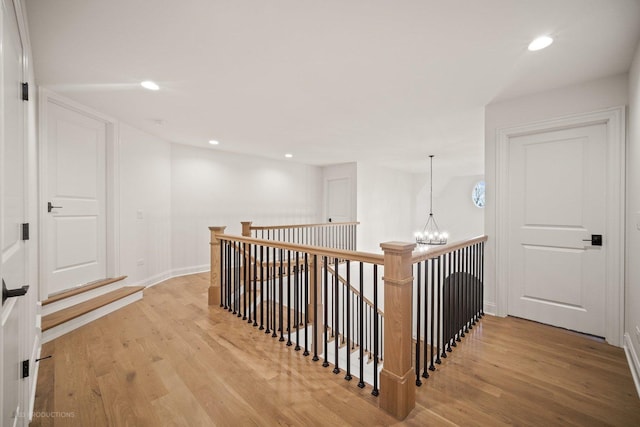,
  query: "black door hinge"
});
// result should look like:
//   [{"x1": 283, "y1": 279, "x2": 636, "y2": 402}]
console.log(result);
[
  {"x1": 22, "y1": 82, "x2": 29, "y2": 101},
  {"x1": 22, "y1": 223, "x2": 29, "y2": 241},
  {"x1": 22, "y1": 360, "x2": 29, "y2": 378}
]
